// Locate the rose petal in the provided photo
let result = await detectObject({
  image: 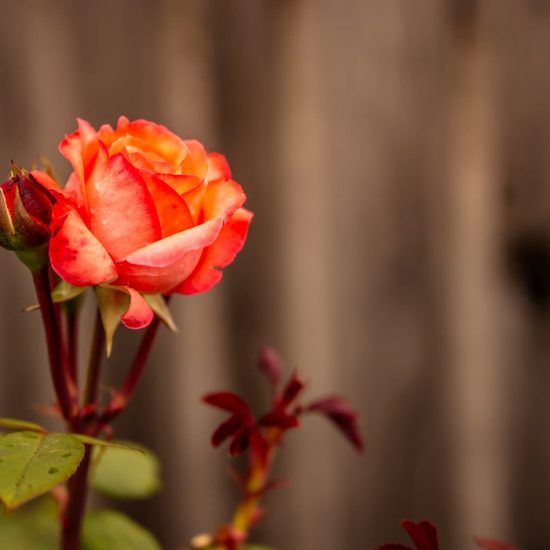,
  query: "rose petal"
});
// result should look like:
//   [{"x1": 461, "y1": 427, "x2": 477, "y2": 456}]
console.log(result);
[
  {"x1": 59, "y1": 118, "x2": 99, "y2": 183},
  {"x1": 158, "y1": 174, "x2": 202, "y2": 195},
  {"x1": 115, "y1": 218, "x2": 223, "y2": 293},
  {"x1": 180, "y1": 140, "x2": 207, "y2": 178},
  {"x1": 99, "y1": 117, "x2": 188, "y2": 168},
  {"x1": 64, "y1": 172, "x2": 87, "y2": 213},
  {"x1": 120, "y1": 287, "x2": 154, "y2": 329},
  {"x1": 202, "y1": 179, "x2": 247, "y2": 221},
  {"x1": 206, "y1": 153, "x2": 231, "y2": 182},
  {"x1": 140, "y1": 173, "x2": 195, "y2": 237},
  {"x1": 29, "y1": 170, "x2": 62, "y2": 193},
  {"x1": 49, "y1": 208, "x2": 117, "y2": 287},
  {"x1": 176, "y1": 208, "x2": 252, "y2": 295},
  {"x1": 86, "y1": 153, "x2": 162, "y2": 259}
]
